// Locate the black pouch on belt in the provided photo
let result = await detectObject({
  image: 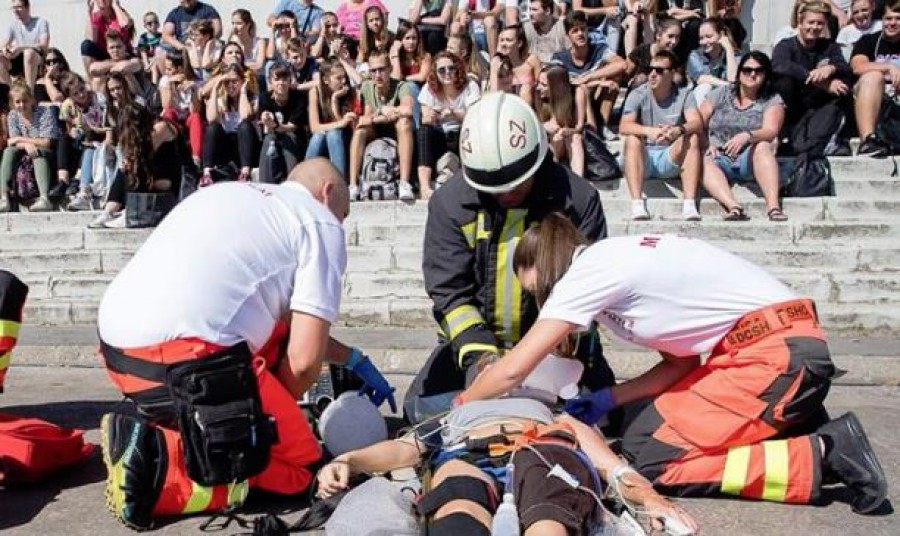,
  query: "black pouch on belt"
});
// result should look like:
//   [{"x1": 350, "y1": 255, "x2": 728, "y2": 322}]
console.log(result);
[{"x1": 167, "y1": 343, "x2": 278, "y2": 486}]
